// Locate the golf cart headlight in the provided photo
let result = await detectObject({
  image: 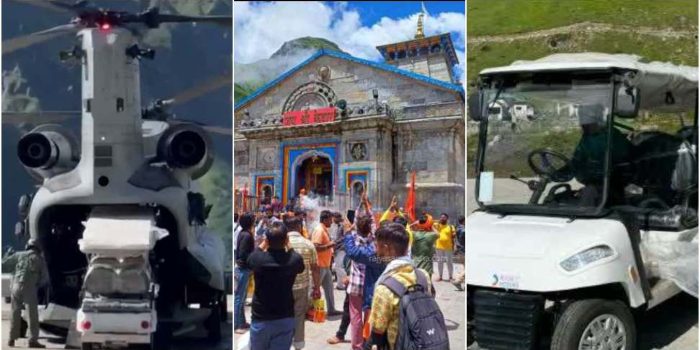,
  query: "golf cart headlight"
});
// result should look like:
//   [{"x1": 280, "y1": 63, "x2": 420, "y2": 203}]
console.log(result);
[{"x1": 560, "y1": 245, "x2": 614, "y2": 272}]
